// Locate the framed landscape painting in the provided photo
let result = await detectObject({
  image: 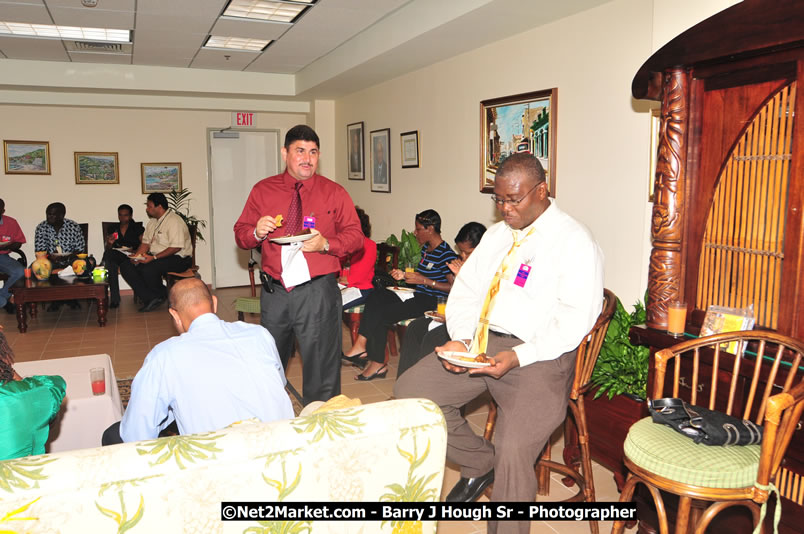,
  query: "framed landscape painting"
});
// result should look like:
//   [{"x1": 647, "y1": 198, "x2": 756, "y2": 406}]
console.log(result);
[
  {"x1": 347, "y1": 122, "x2": 365, "y2": 180},
  {"x1": 480, "y1": 88, "x2": 557, "y2": 196},
  {"x1": 141, "y1": 162, "x2": 182, "y2": 193},
  {"x1": 74, "y1": 152, "x2": 119, "y2": 184},
  {"x1": 4, "y1": 140, "x2": 50, "y2": 174}
]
